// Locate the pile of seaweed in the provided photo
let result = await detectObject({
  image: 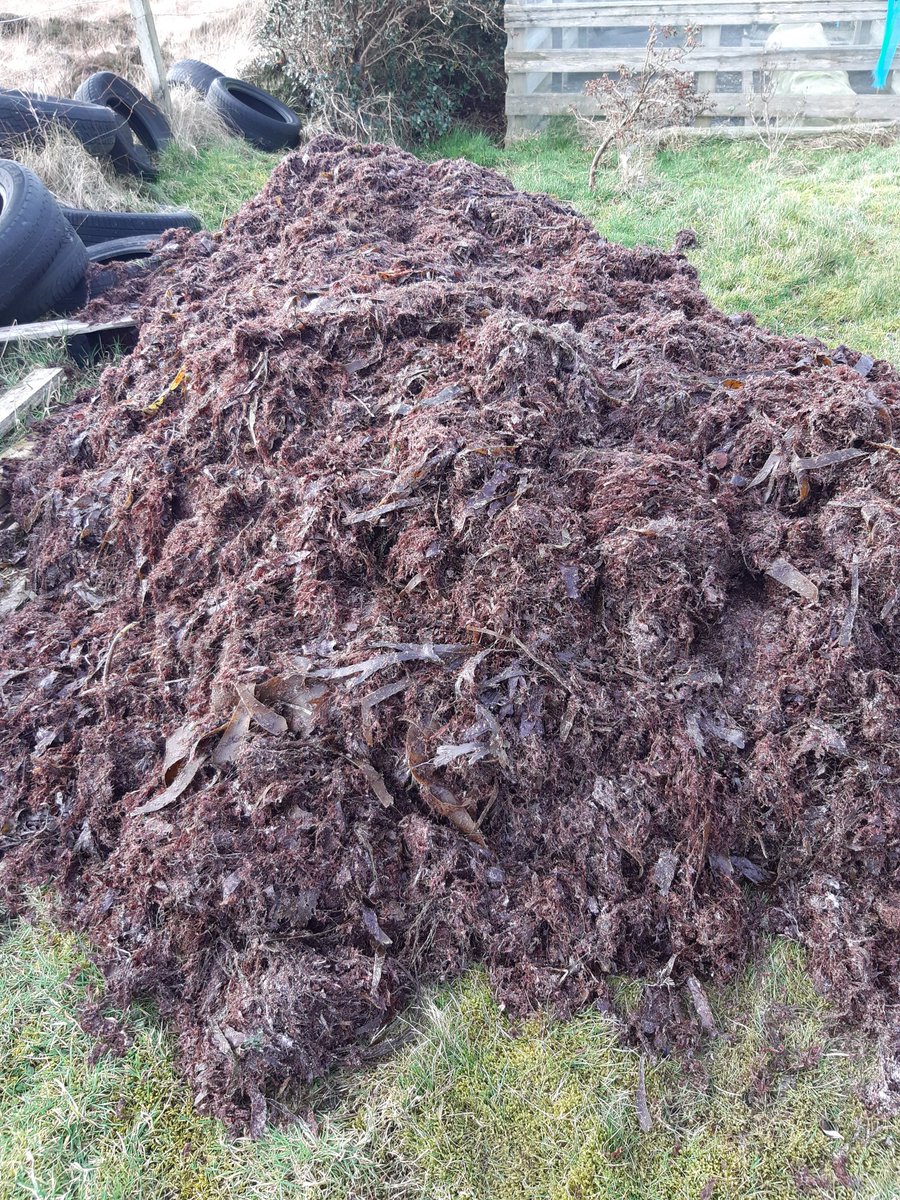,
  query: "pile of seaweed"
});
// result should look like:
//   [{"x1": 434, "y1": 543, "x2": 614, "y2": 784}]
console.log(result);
[{"x1": 1, "y1": 137, "x2": 897, "y2": 1131}]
